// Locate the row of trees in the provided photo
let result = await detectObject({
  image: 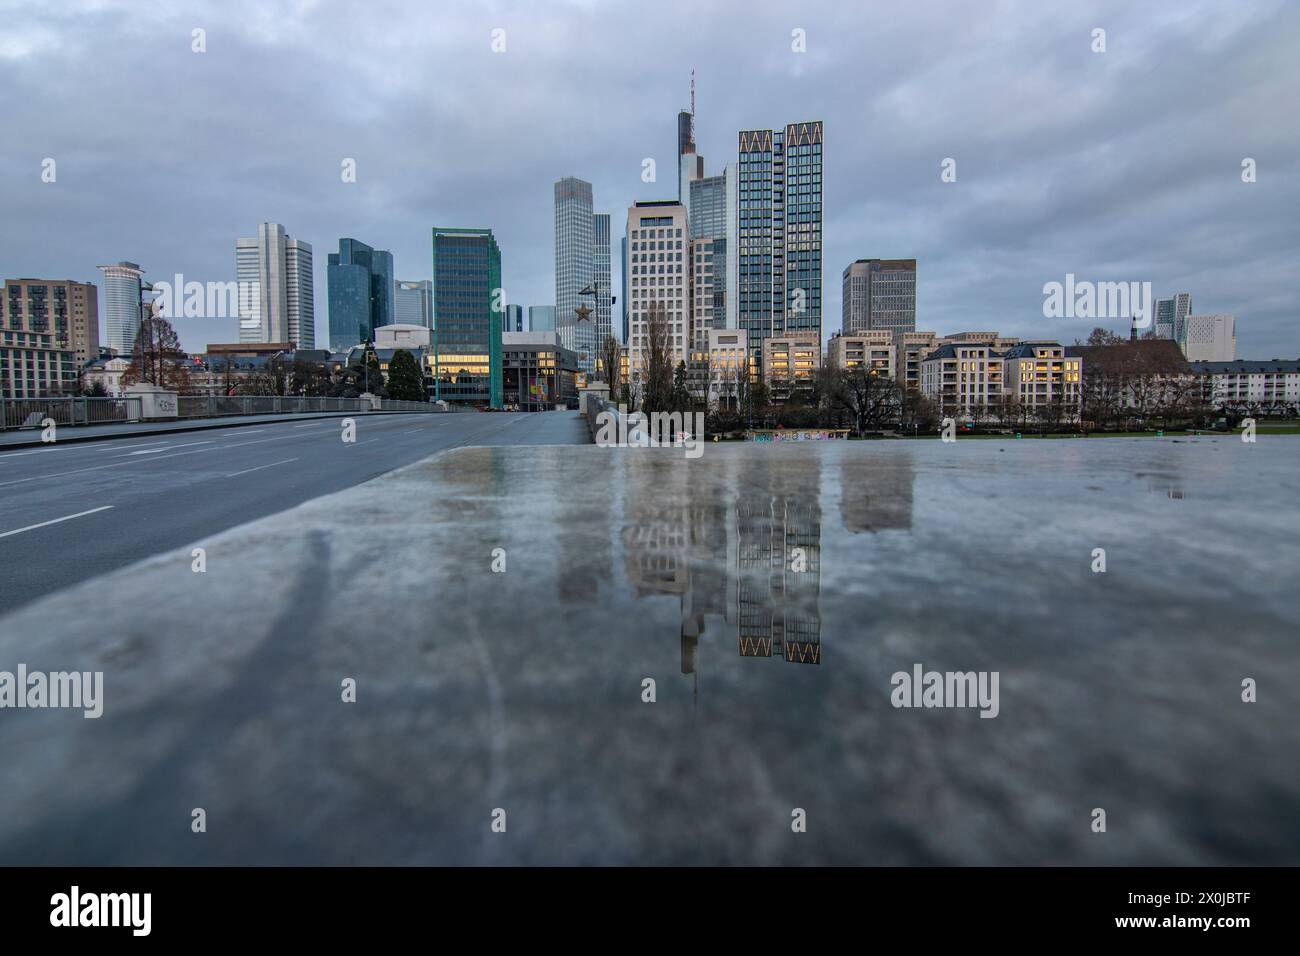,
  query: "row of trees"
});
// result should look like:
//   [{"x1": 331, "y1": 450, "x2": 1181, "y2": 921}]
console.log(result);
[{"x1": 111, "y1": 313, "x2": 428, "y2": 401}]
